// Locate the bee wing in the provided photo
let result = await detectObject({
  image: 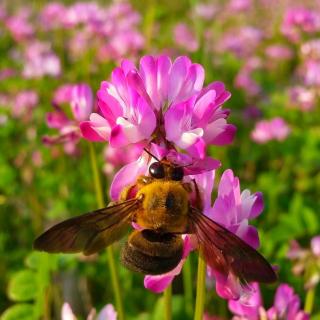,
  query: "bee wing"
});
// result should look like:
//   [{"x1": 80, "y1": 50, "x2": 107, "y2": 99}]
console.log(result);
[
  {"x1": 34, "y1": 198, "x2": 141, "y2": 255},
  {"x1": 189, "y1": 207, "x2": 277, "y2": 284}
]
